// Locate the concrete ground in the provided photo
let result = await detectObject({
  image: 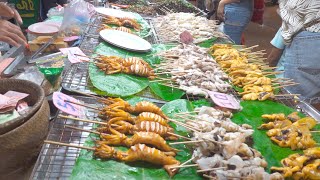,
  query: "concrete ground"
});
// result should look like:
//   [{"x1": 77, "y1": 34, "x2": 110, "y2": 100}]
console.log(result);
[{"x1": 244, "y1": 3, "x2": 281, "y2": 54}]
